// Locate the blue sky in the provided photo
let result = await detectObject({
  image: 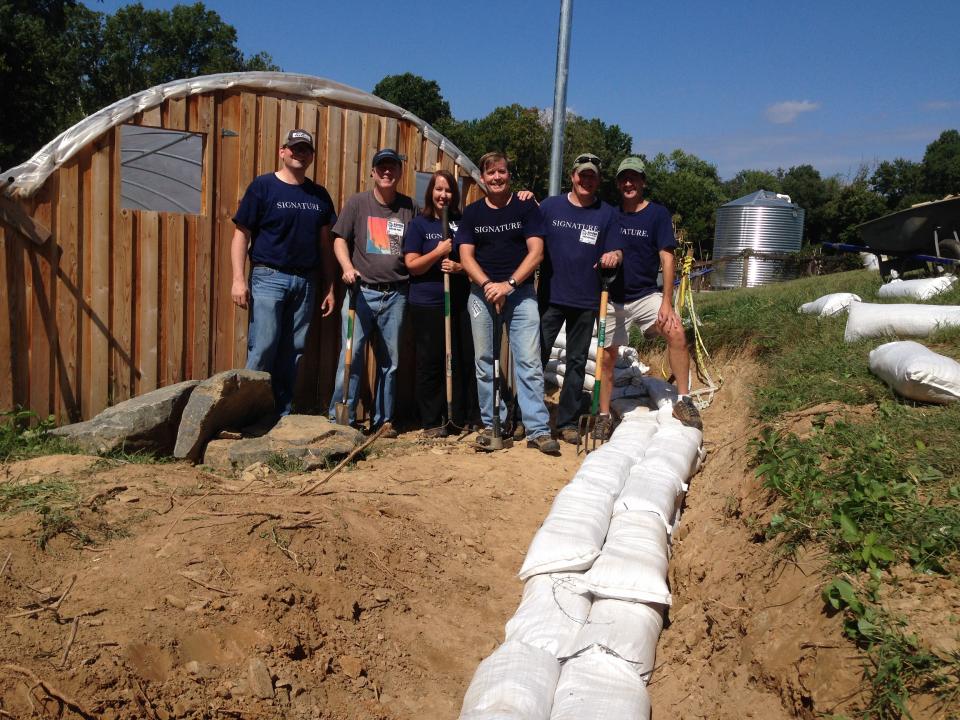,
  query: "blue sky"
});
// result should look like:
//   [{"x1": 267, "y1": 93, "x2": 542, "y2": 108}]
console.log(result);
[{"x1": 83, "y1": 0, "x2": 960, "y2": 180}]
